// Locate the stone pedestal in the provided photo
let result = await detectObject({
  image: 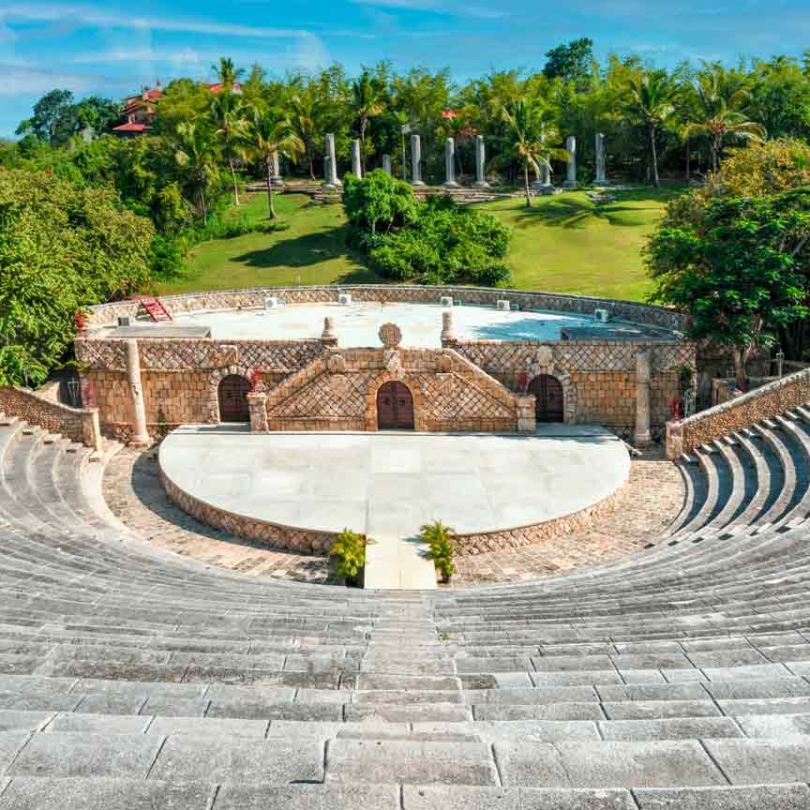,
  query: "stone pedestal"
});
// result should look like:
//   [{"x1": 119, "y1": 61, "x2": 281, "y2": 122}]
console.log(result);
[
  {"x1": 635, "y1": 349, "x2": 652, "y2": 446},
  {"x1": 564, "y1": 136, "x2": 577, "y2": 188},
  {"x1": 443, "y1": 137, "x2": 459, "y2": 187},
  {"x1": 350, "y1": 139, "x2": 362, "y2": 179},
  {"x1": 321, "y1": 316, "x2": 338, "y2": 347},
  {"x1": 473, "y1": 135, "x2": 490, "y2": 188},
  {"x1": 247, "y1": 391, "x2": 268, "y2": 433},
  {"x1": 324, "y1": 134, "x2": 341, "y2": 189},
  {"x1": 532, "y1": 163, "x2": 556, "y2": 193},
  {"x1": 125, "y1": 339, "x2": 150, "y2": 447},
  {"x1": 593, "y1": 133, "x2": 607, "y2": 185},
  {"x1": 410, "y1": 134, "x2": 424, "y2": 186},
  {"x1": 517, "y1": 396, "x2": 536, "y2": 434},
  {"x1": 382, "y1": 154, "x2": 392, "y2": 175},
  {"x1": 440, "y1": 310, "x2": 457, "y2": 346},
  {"x1": 270, "y1": 151, "x2": 284, "y2": 187}
]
